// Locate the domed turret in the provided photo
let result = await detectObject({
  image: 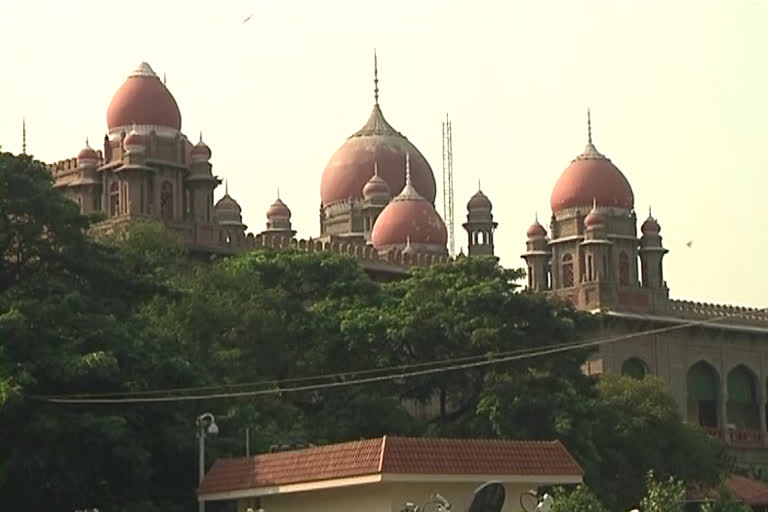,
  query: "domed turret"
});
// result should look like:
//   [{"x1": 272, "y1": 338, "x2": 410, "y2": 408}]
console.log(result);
[
  {"x1": 641, "y1": 207, "x2": 661, "y2": 235},
  {"x1": 371, "y1": 153, "x2": 447, "y2": 254},
  {"x1": 264, "y1": 190, "x2": 295, "y2": 237},
  {"x1": 550, "y1": 111, "x2": 634, "y2": 212},
  {"x1": 362, "y1": 162, "x2": 392, "y2": 204},
  {"x1": 526, "y1": 216, "x2": 547, "y2": 238},
  {"x1": 584, "y1": 200, "x2": 606, "y2": 229},
  {"x1": 267, "y1": 197, "x2": 291, "y2": 221},
  {"x1": 214, "y1": 183, "x2": 243, "y2": 224},
  {"x1": 467, "y1": 189, "x2": 492, "y2": 212},
  {"x1": 123, "y1": 127, "x2": 145, "y2": 153},
  {"x1": 77, "y1": 138, "x2": 99, "y2": 166},
  {"x1": 106, "y1": 62, "x2": 181, "y2": 133},
  {"x1": 320, "y1": 54, "x2": 436, "y2": 207},
  {"x1": 191, "y1": 132, "x2": 211, "y2": 163}
]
